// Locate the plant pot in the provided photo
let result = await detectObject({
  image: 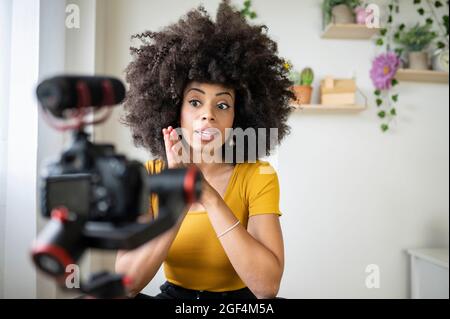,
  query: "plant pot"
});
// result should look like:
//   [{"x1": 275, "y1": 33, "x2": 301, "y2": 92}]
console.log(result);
[
  {"x1": 292, "y1": 85, "x2": 313, "y2": 105},
  {"x1": 332, "y1": 4, "x2": 355, "y2": 24},
  {"x1": 408, "y1": 51, "x2": 429, "y2": 70}
]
